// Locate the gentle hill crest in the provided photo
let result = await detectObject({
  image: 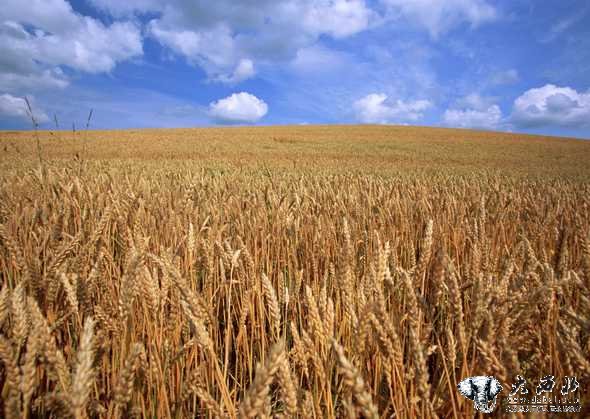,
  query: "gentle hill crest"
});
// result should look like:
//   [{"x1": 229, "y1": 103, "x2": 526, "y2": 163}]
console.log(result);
[{"x1": 1, "y1": 125, "x2": 589, "y2": 176}]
